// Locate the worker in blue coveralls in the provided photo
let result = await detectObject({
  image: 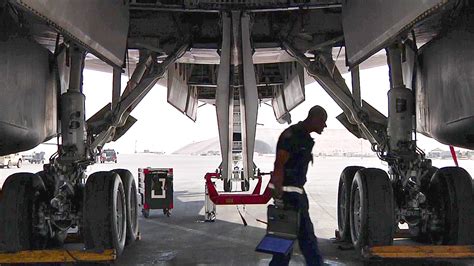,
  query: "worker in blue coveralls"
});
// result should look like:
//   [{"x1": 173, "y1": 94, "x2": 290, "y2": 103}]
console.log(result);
[{"x1": 269, "y1": 105, "x2": 327, "y2": 266}]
